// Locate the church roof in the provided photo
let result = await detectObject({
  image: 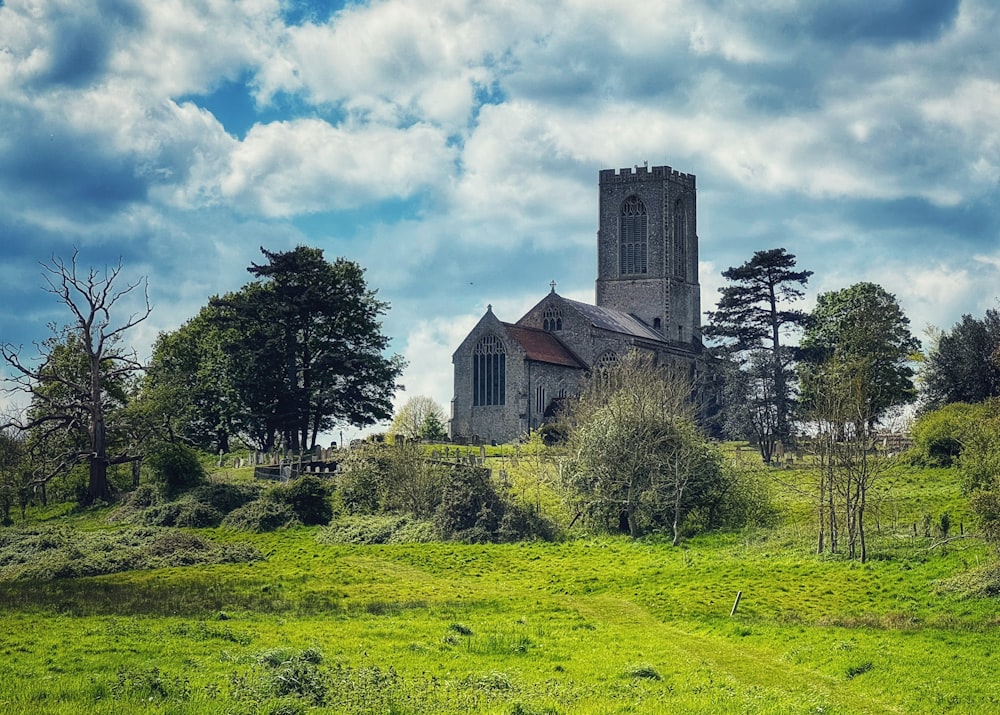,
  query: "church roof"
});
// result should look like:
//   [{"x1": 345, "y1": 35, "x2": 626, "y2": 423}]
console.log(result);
[
  {"x1": 561, "y1": 298, "x2": 667, "y2": 342},
  {"x1": 503, "y1": 324, "x2": 586, "y2": 368}
]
